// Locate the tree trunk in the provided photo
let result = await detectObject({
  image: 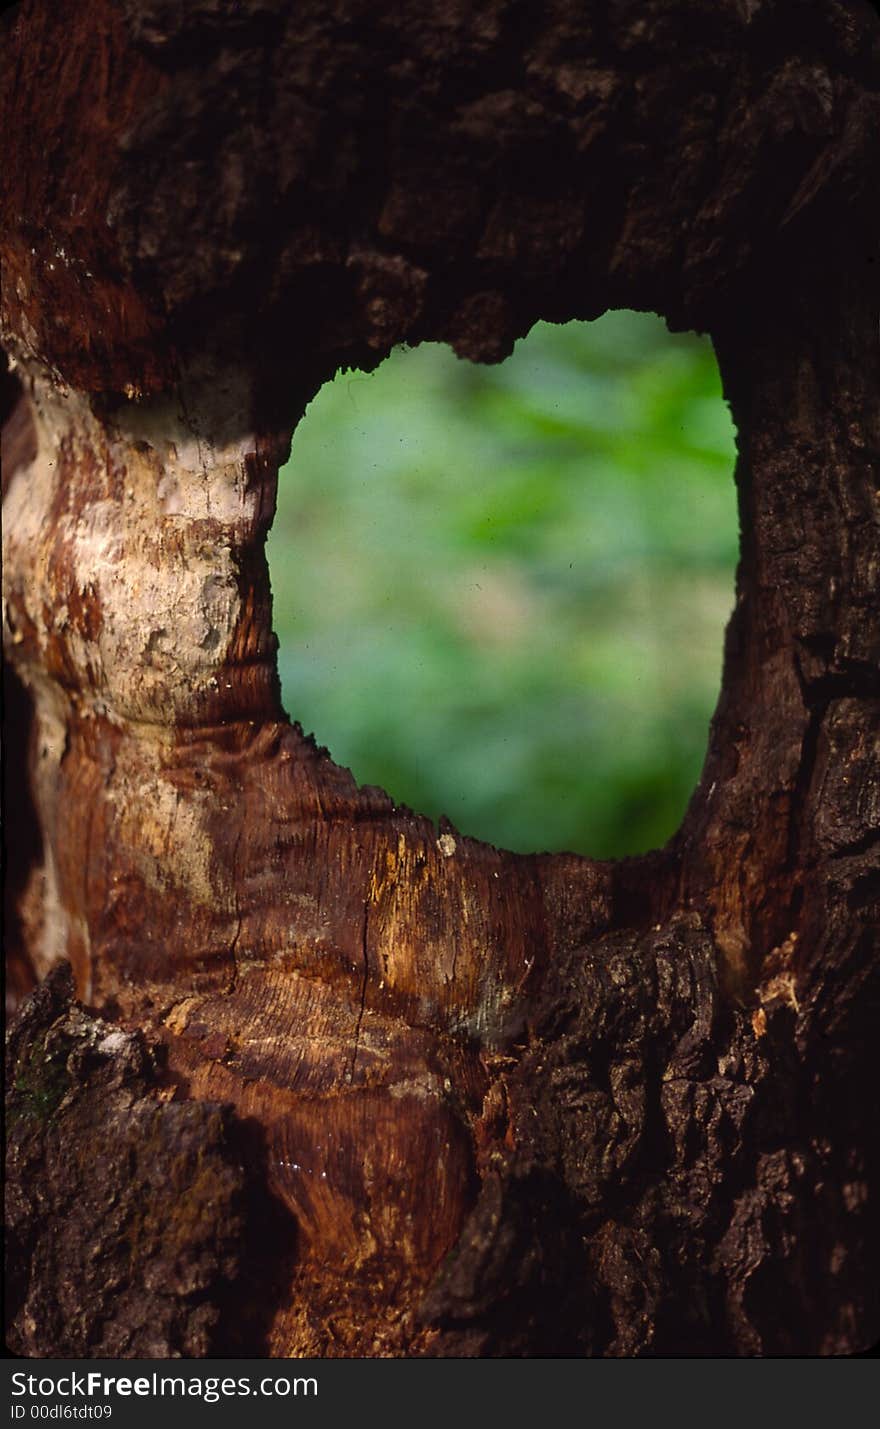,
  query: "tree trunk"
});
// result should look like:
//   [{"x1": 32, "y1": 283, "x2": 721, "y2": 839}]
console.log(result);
[{"x1": 3, "y1": 0, "x2": 878, "y2": 1357}]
